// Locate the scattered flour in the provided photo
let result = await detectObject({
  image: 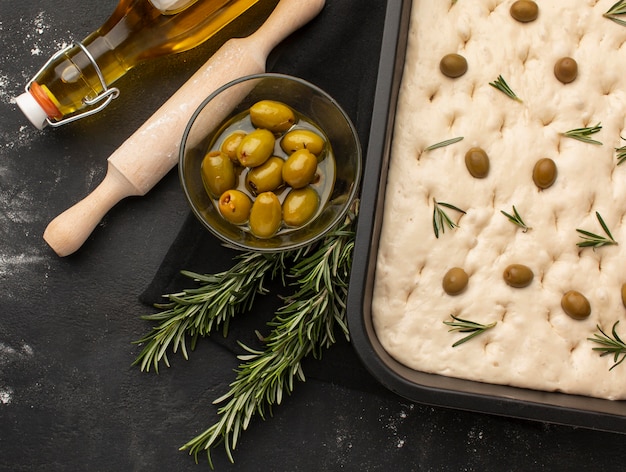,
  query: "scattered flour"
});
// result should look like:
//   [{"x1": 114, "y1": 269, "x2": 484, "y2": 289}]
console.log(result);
[
  {"x1": 0, "y1": 387, "x2": 13, "y2": 405},
  {"x1": 0, "y1": 254, "x2": 46, "y2": 277},
  {"x1": 382, "y1": 403, "x2": 414, "y2": 449},
  {"x1": 0, "y1": 12, "x2": 69, "y2": 295},
  {"x1": 0, "y1": 341, "x2": 35, "y2": 406}
]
